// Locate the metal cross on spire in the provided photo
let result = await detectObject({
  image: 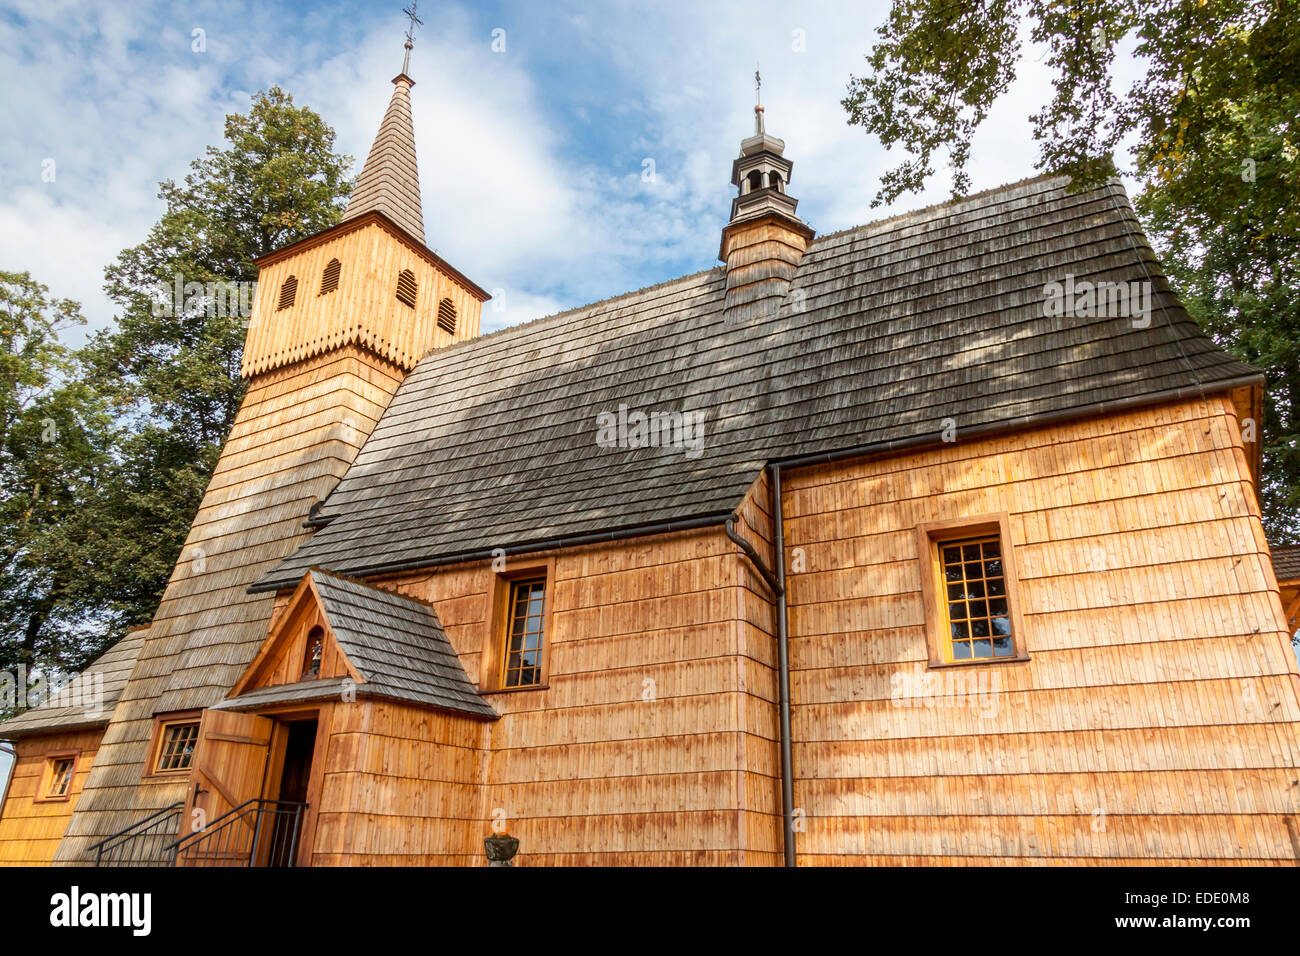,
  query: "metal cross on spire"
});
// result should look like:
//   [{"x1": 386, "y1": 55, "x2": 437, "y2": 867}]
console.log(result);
[
  {"x1": 401, "y1": 2, "x2": 423, "y2": 75},
  {"x1": 754, "y1": 65, "x2": 765, "y2": 135}
]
